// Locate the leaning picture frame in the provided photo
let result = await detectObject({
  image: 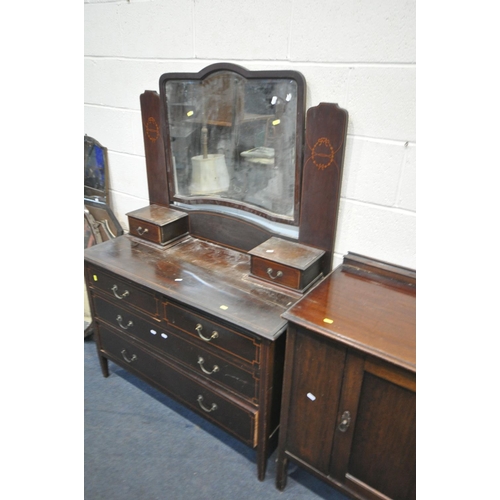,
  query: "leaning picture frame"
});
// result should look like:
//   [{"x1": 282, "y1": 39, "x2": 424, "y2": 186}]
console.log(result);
[{"x1": 84, "y1": 207, "x2": 102, "y2": 249}]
